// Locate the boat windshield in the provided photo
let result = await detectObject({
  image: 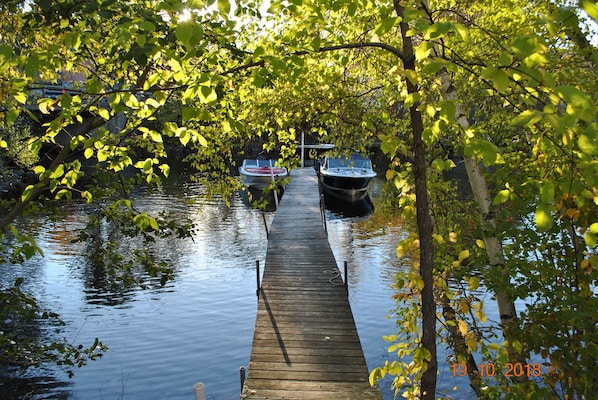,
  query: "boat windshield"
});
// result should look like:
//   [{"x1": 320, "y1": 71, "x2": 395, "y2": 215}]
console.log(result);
[
  {"x1": 328, "y1": 155, "x2": 372, "y2": 169},
  {"x1": 244, "y1": 159, "x2": 278, "y2": 167}
]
